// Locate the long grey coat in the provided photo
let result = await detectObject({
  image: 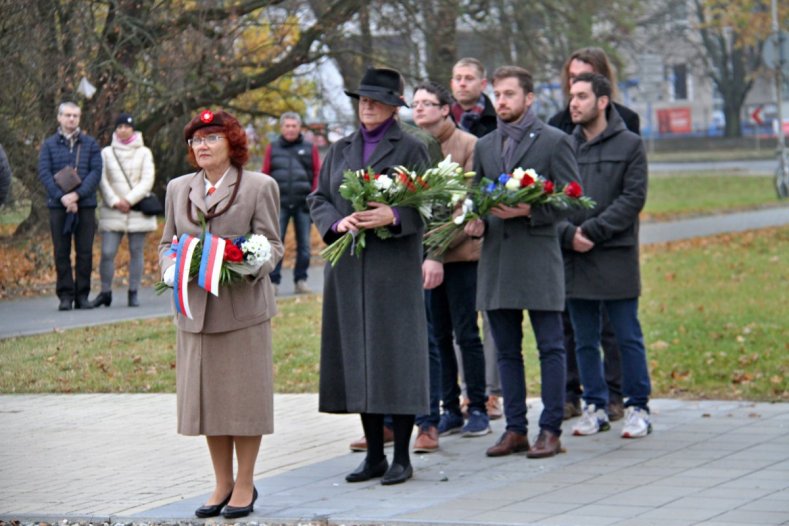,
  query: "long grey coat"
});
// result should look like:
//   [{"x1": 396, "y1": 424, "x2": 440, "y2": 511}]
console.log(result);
[
  {"x1": 474, "y1": 118, "x2": 580, "y2": 312},
  {"x1": 558, "y1": 107, "x2": 648, "y2": 300},
  {"x1": 307, "y1": 122, "x2": 431, "y2": 415}
]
